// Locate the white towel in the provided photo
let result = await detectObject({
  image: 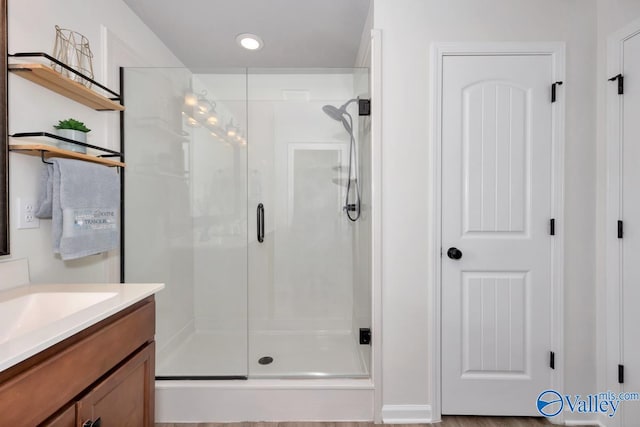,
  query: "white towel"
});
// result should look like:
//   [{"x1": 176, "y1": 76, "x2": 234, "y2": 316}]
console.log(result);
[
  {"x1": 49, "y1": 159, "x2": 120, "y2": 260},
  {"x1": 34, "y1": 164, "x2": 53, "y2": 219}
]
